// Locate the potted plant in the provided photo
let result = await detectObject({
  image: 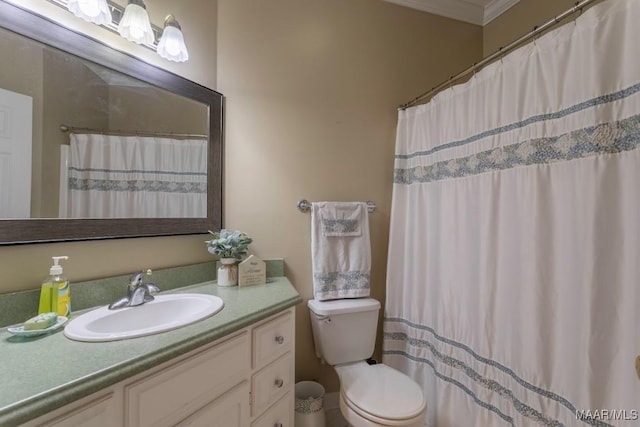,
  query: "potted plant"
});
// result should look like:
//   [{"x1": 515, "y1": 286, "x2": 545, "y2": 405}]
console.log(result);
[{"x1": 206, "y1": 229, "x2": 253, "y2": 286}]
